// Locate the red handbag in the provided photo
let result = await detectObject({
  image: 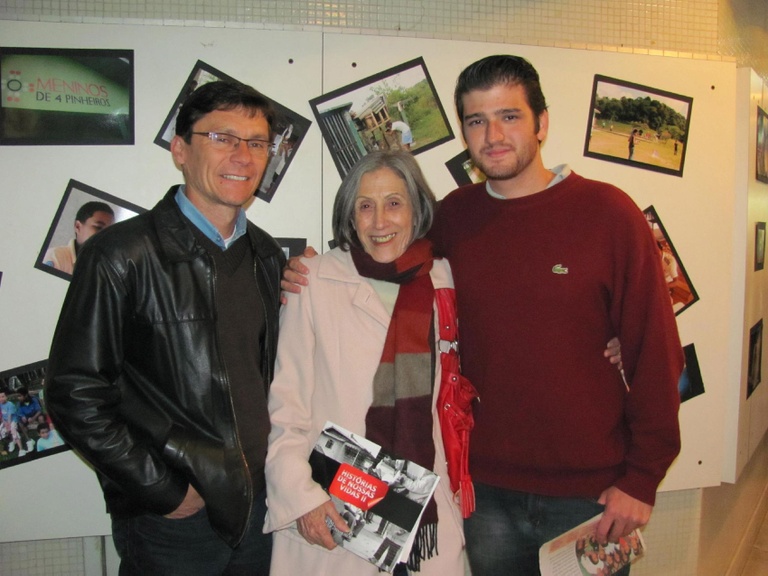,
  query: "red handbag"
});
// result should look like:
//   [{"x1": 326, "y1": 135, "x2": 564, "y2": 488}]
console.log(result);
[{"x1": 435, "y1": 287, "x2": 478, "y2": 518}]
